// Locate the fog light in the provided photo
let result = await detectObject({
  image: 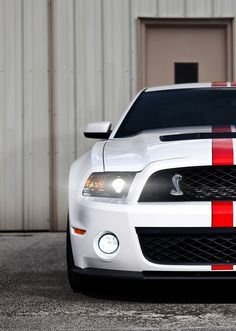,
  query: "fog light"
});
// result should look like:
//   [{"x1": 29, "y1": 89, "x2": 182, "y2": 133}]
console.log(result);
[{"x1": 98, "y1": 233, "x2": 119, "y2": 254}]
